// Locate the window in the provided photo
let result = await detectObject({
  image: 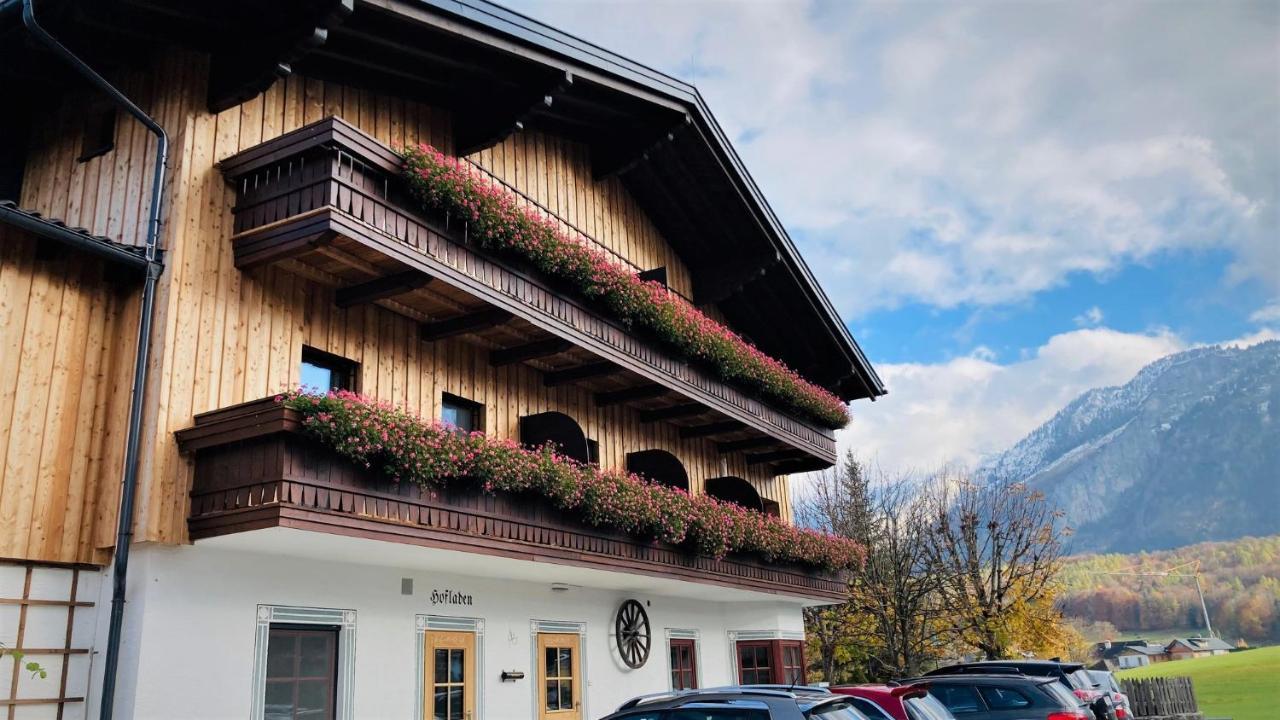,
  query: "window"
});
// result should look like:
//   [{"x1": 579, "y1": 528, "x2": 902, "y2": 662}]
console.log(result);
[
  {"x1": 735, "y1": 640, "x2": 804, "y2": 685},
  {"x1": 736, "y1": 642, "x2": 773, "y2": 685},
  {"x1": 928, "y1": 685, "x2": 983, "y2": 714},
  {"x1": 778, "y1": 641, "x2": 804, "y2": 685},
  {"x1": 669, "y1": 638, "x2": 697, "y2": 690},
  {"x1": 849, "y1": 697, "x2": 895, "y2": 720},
  {"x1": 264, "y1": 626, "x2": 338, "y2": 720},
  {"x1": 978, "y1": 686, "x2": 1031, "y2": 709},
  {"x1": 441, "y1": 393, "x2": 483, "y2": 433},
  {"x1": 78, "y1": 100, "x2": 116, "y2": 163},
  {"x1": 300, "y1": 347, "x2": 357, "y2": 392},
  {"x1": 669, "y1": 710, "x2": 768, "y2": 720}
]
